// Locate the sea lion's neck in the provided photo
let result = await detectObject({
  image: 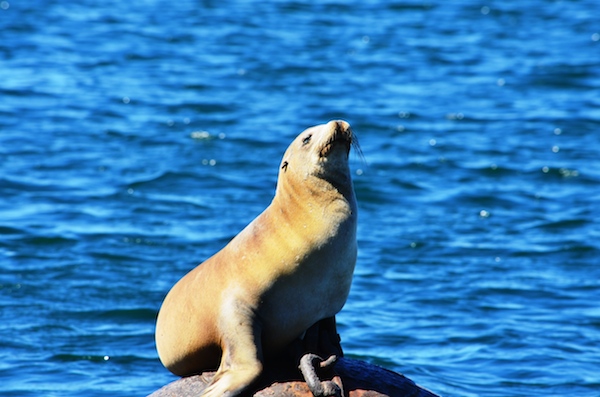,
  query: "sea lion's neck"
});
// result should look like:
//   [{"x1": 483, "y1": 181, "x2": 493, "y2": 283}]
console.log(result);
[{"x1": 274, "y1": 172, "x2": 357, "y2": 227}]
